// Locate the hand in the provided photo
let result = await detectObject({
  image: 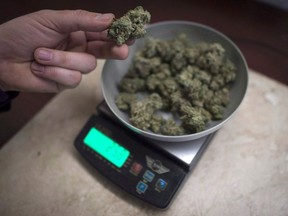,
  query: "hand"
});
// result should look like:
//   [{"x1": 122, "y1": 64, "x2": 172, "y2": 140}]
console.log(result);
[{"x1": 0, "y1": 10, "x2": 130, "y2": 92}]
